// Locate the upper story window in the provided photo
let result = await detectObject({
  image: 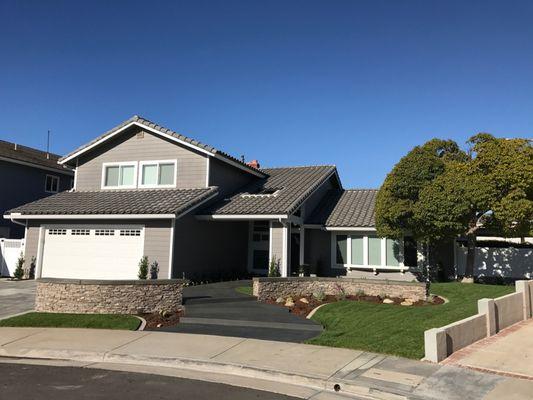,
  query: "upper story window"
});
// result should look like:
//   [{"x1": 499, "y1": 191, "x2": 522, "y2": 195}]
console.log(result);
[
  {"x1": 101, "y1": 162, "x2": 137, "y2": 189},
  {"x1": 139, "y1": 160, "x2": 177, "y2": 188},
  {"x1": 45, "y1": 175, "x2": 59, "y2": 193}
]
